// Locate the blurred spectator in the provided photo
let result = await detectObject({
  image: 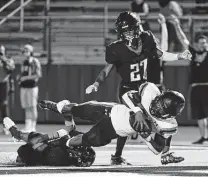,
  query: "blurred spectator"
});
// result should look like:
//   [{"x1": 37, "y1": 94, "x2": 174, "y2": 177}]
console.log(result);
[
  {"x1": 0, "y1": 45, "x2": 15, "y2": 135},
  {"x1": 131, "y1": 0, "x2": 150, "y2": 31},
  {"x1": 17, "y1": 44, "x2": 42, "y2": 132},
  {"x1": 172, "y1": 15, "x2": 208, "y2": 144},
  {"x1": 158, "y1": 0, "x2": 183, "y2": 52}
]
